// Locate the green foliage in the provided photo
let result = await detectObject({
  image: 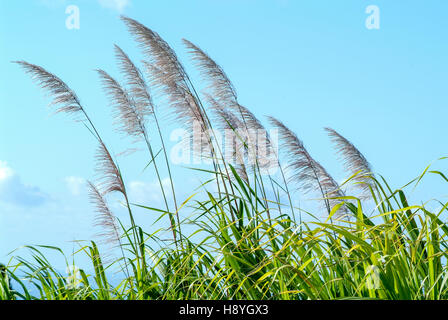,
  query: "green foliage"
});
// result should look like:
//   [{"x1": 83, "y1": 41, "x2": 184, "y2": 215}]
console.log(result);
[{"x1": 2, "y1": 165, "x2": 448, "y2": 300}]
